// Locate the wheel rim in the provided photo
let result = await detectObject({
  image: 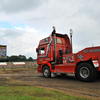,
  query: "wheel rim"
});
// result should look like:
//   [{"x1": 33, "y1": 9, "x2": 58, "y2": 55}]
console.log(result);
[
  {"x1": 80, "y1": 67, "x2": 90, "y2": 78},
  {"x1": 44, "y1": 69, "x2": 49, "y2": 77}
]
